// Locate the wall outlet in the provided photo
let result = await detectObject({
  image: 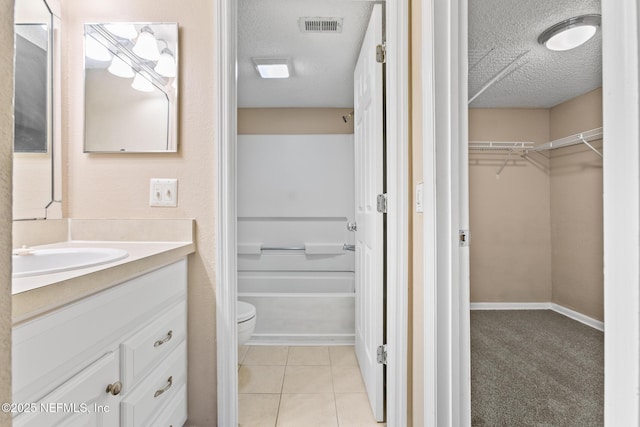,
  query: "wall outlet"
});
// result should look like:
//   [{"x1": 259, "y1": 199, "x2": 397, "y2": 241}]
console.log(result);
[{"x1": 150, "y1": 178, "x2": 178, "y2": 207}]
